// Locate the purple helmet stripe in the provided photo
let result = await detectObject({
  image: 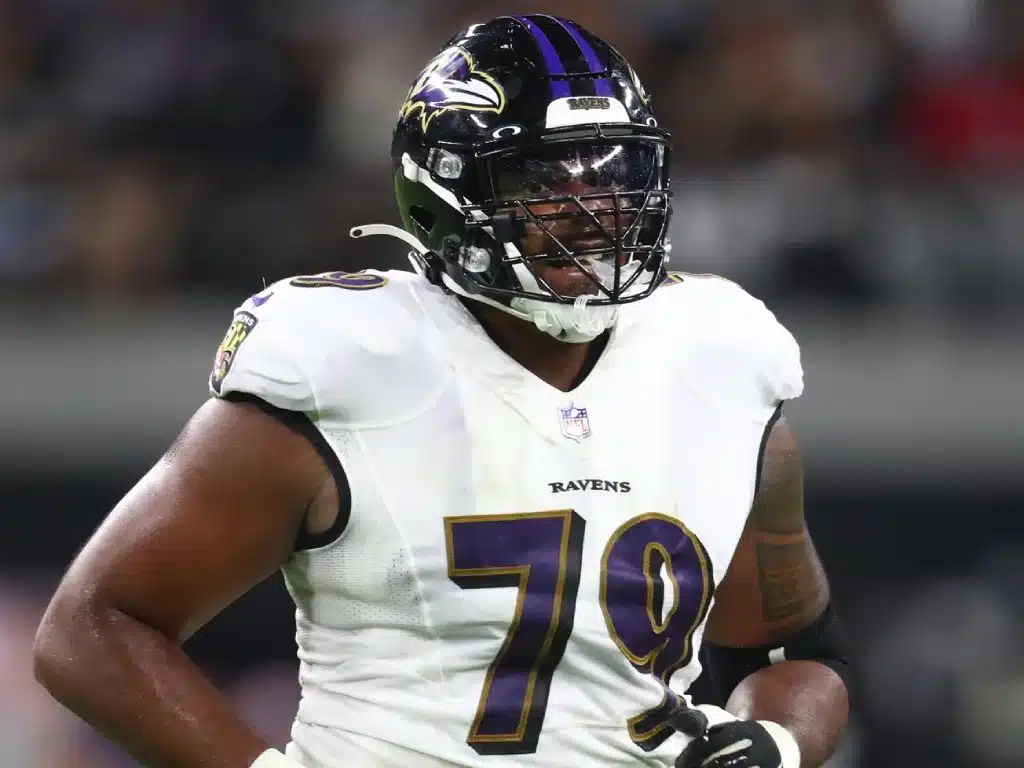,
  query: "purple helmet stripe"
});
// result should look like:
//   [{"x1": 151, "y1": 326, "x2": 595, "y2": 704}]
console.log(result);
[
  {"x1": 547, "y1": 17, "x2": 615, "y2": 97},
  {"x1": 512, "y1": 15, "x2": 573, "y2": 98}
]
